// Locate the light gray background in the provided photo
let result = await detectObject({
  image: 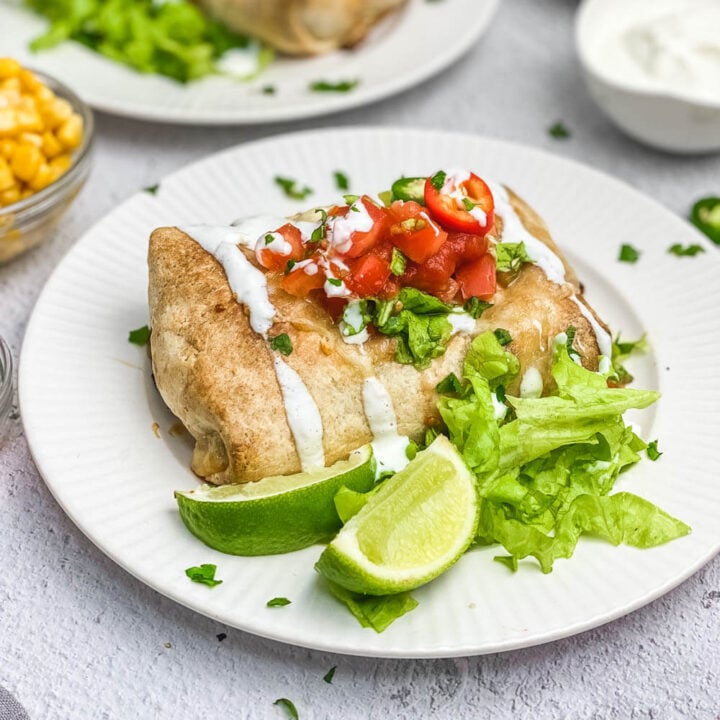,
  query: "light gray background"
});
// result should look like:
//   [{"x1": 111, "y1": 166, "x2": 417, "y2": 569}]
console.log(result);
[{"x1": 1, "y1": 1, "x2": 719, "y2": 718}]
